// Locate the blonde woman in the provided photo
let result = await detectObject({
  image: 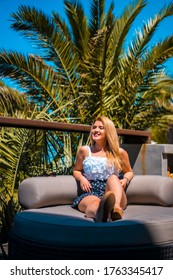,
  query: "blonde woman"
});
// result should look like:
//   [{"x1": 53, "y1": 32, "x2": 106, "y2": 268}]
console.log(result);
[{"x1": 73, "y1": 116, "x2": 134, "y2": 222}]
